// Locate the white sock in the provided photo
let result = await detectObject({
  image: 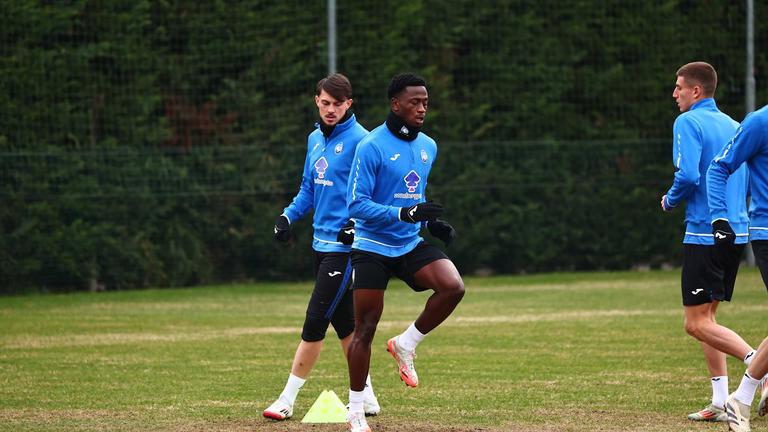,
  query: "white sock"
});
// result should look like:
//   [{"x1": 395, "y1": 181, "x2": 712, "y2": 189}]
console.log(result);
[
  {"x1": 363, "y1": 374, "x2": 375, "y2": 398},
  {"x1": 348, "y1": 389, "x2": 365, "y2": 414},
  {"x1": 734, "y1": 372, "x2": 761, "y2": 406},
  {"x1": 278, "y1": 374, "x2": 305, "y2": 406},
  {"x1": 744, "y1": 350, "x2": 757, "y2": 366},
  {"x1": 398, "y1": 322, "x2": 426, "y2": 352},
  {"x1": 711, "y1": 376, "x2": 728, "y2": 408}
]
